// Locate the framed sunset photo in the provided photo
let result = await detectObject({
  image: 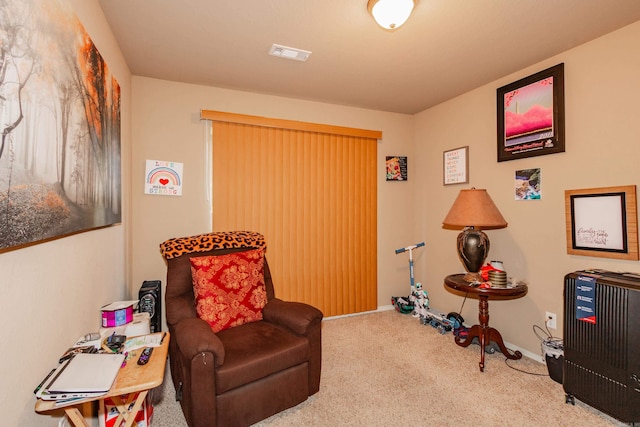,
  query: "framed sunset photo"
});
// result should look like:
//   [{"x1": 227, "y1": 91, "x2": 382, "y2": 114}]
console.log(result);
[{"x1": 497, "y1": 63, "x2": 565, "y2": 162}]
